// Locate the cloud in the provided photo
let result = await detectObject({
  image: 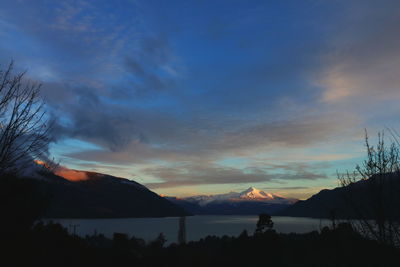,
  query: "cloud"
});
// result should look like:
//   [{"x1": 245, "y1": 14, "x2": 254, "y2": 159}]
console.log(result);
[
  {"x1": 2, "y1": 0, "x2": 399, "y2": 197},
  {"x1": 1, "y1": 0, "x2": 357, "y2": 161},
  {"x1": 316, "y1": 1, "x2": 400, "y2": 105},
  {"x1": 262, "y1": 186, "x2": 309, "y2": 190},
  {"x1": 60, "y1": 111, "x2": 356, "y2": 168},
  {"x1": 143, "y1": 162, "x2": 327, "y2": 189},
  {"x1": 124, "y1": 56, "x2": 173, "y2": 94}
]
